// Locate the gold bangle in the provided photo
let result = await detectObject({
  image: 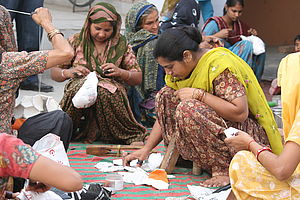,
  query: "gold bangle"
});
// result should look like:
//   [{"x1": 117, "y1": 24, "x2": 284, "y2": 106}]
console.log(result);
[{"x1": 47, "y1": 29, "x2": 64, "y2": 41}]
